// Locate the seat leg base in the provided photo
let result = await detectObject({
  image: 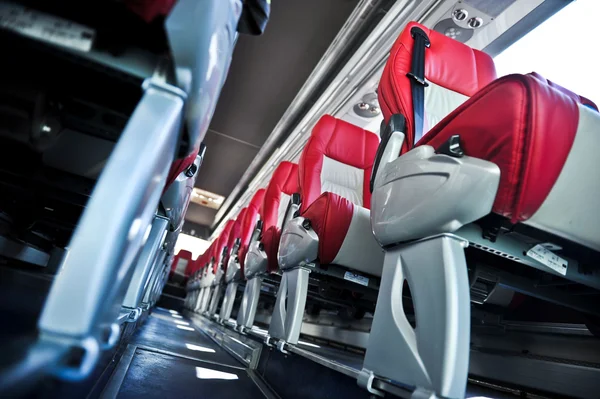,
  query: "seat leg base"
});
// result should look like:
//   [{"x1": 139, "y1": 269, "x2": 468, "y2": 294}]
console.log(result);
[
  {"x1": 194, "y1": 288, "x2": 207, "y2": 313},
  {"x1": 237, "y1": 276, "x2": 263, "y2": 329},
  {"x1": 283, "y1": 267, "x2": 310, "y2": 345},
  {"x1": 200, "y1": 286, "x2": 212, "y2": 312},
  {"x1": 267, "y1": 272, "x2": 288, "y2": 341},
  {"x1": 207, "y1": 284, "x2": 223, "y2": 315},
  {"x1": 219, "y1": 282, "x2": 239, "y2": 322},
  {"x1": 362, "y1": 234, "x2": 470, "y2": 399}
]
